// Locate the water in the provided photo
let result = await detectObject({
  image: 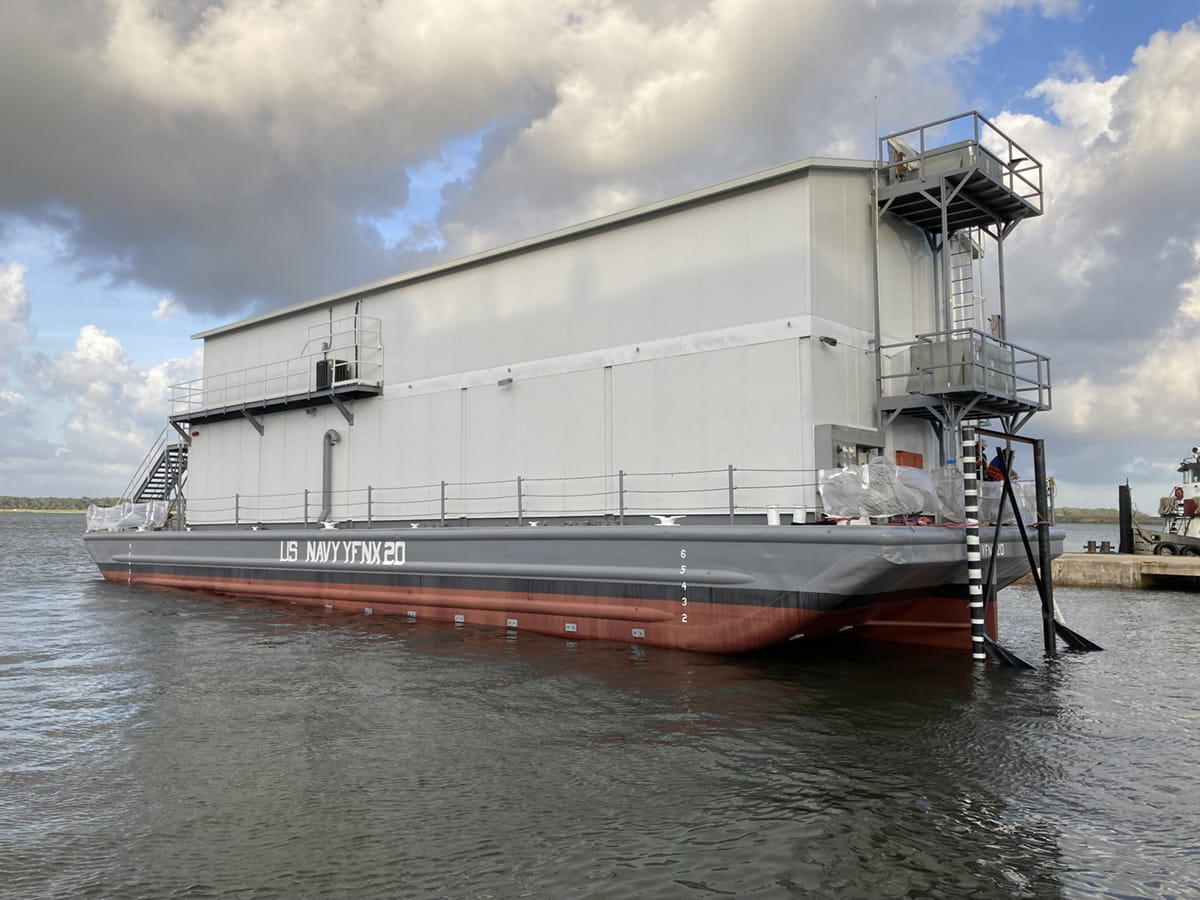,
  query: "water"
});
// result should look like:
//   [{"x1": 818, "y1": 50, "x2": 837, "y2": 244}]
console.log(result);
[
  {"x1": 2, "y1": 514, "x2": 1199, "y2": 898},
  {"x1": 1054, "y1": 522, "x2": 1121, "y2": 553}
]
